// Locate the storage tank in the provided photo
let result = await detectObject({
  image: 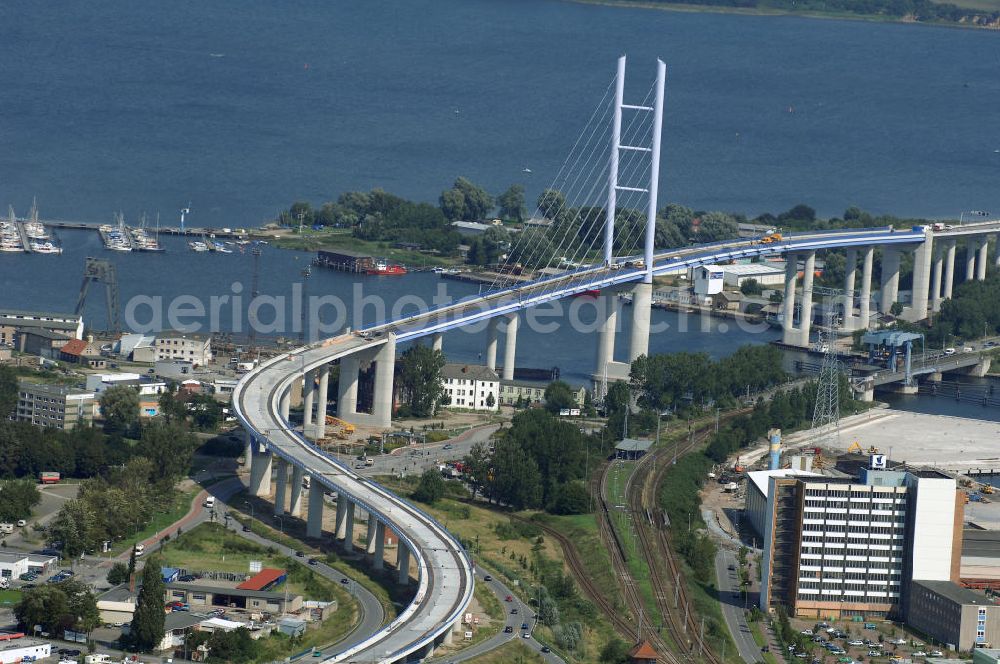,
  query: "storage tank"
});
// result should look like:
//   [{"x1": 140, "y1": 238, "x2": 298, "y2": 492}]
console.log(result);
[{"x1": 768, "y1": 428, "x2": 782, "y2": 470}]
